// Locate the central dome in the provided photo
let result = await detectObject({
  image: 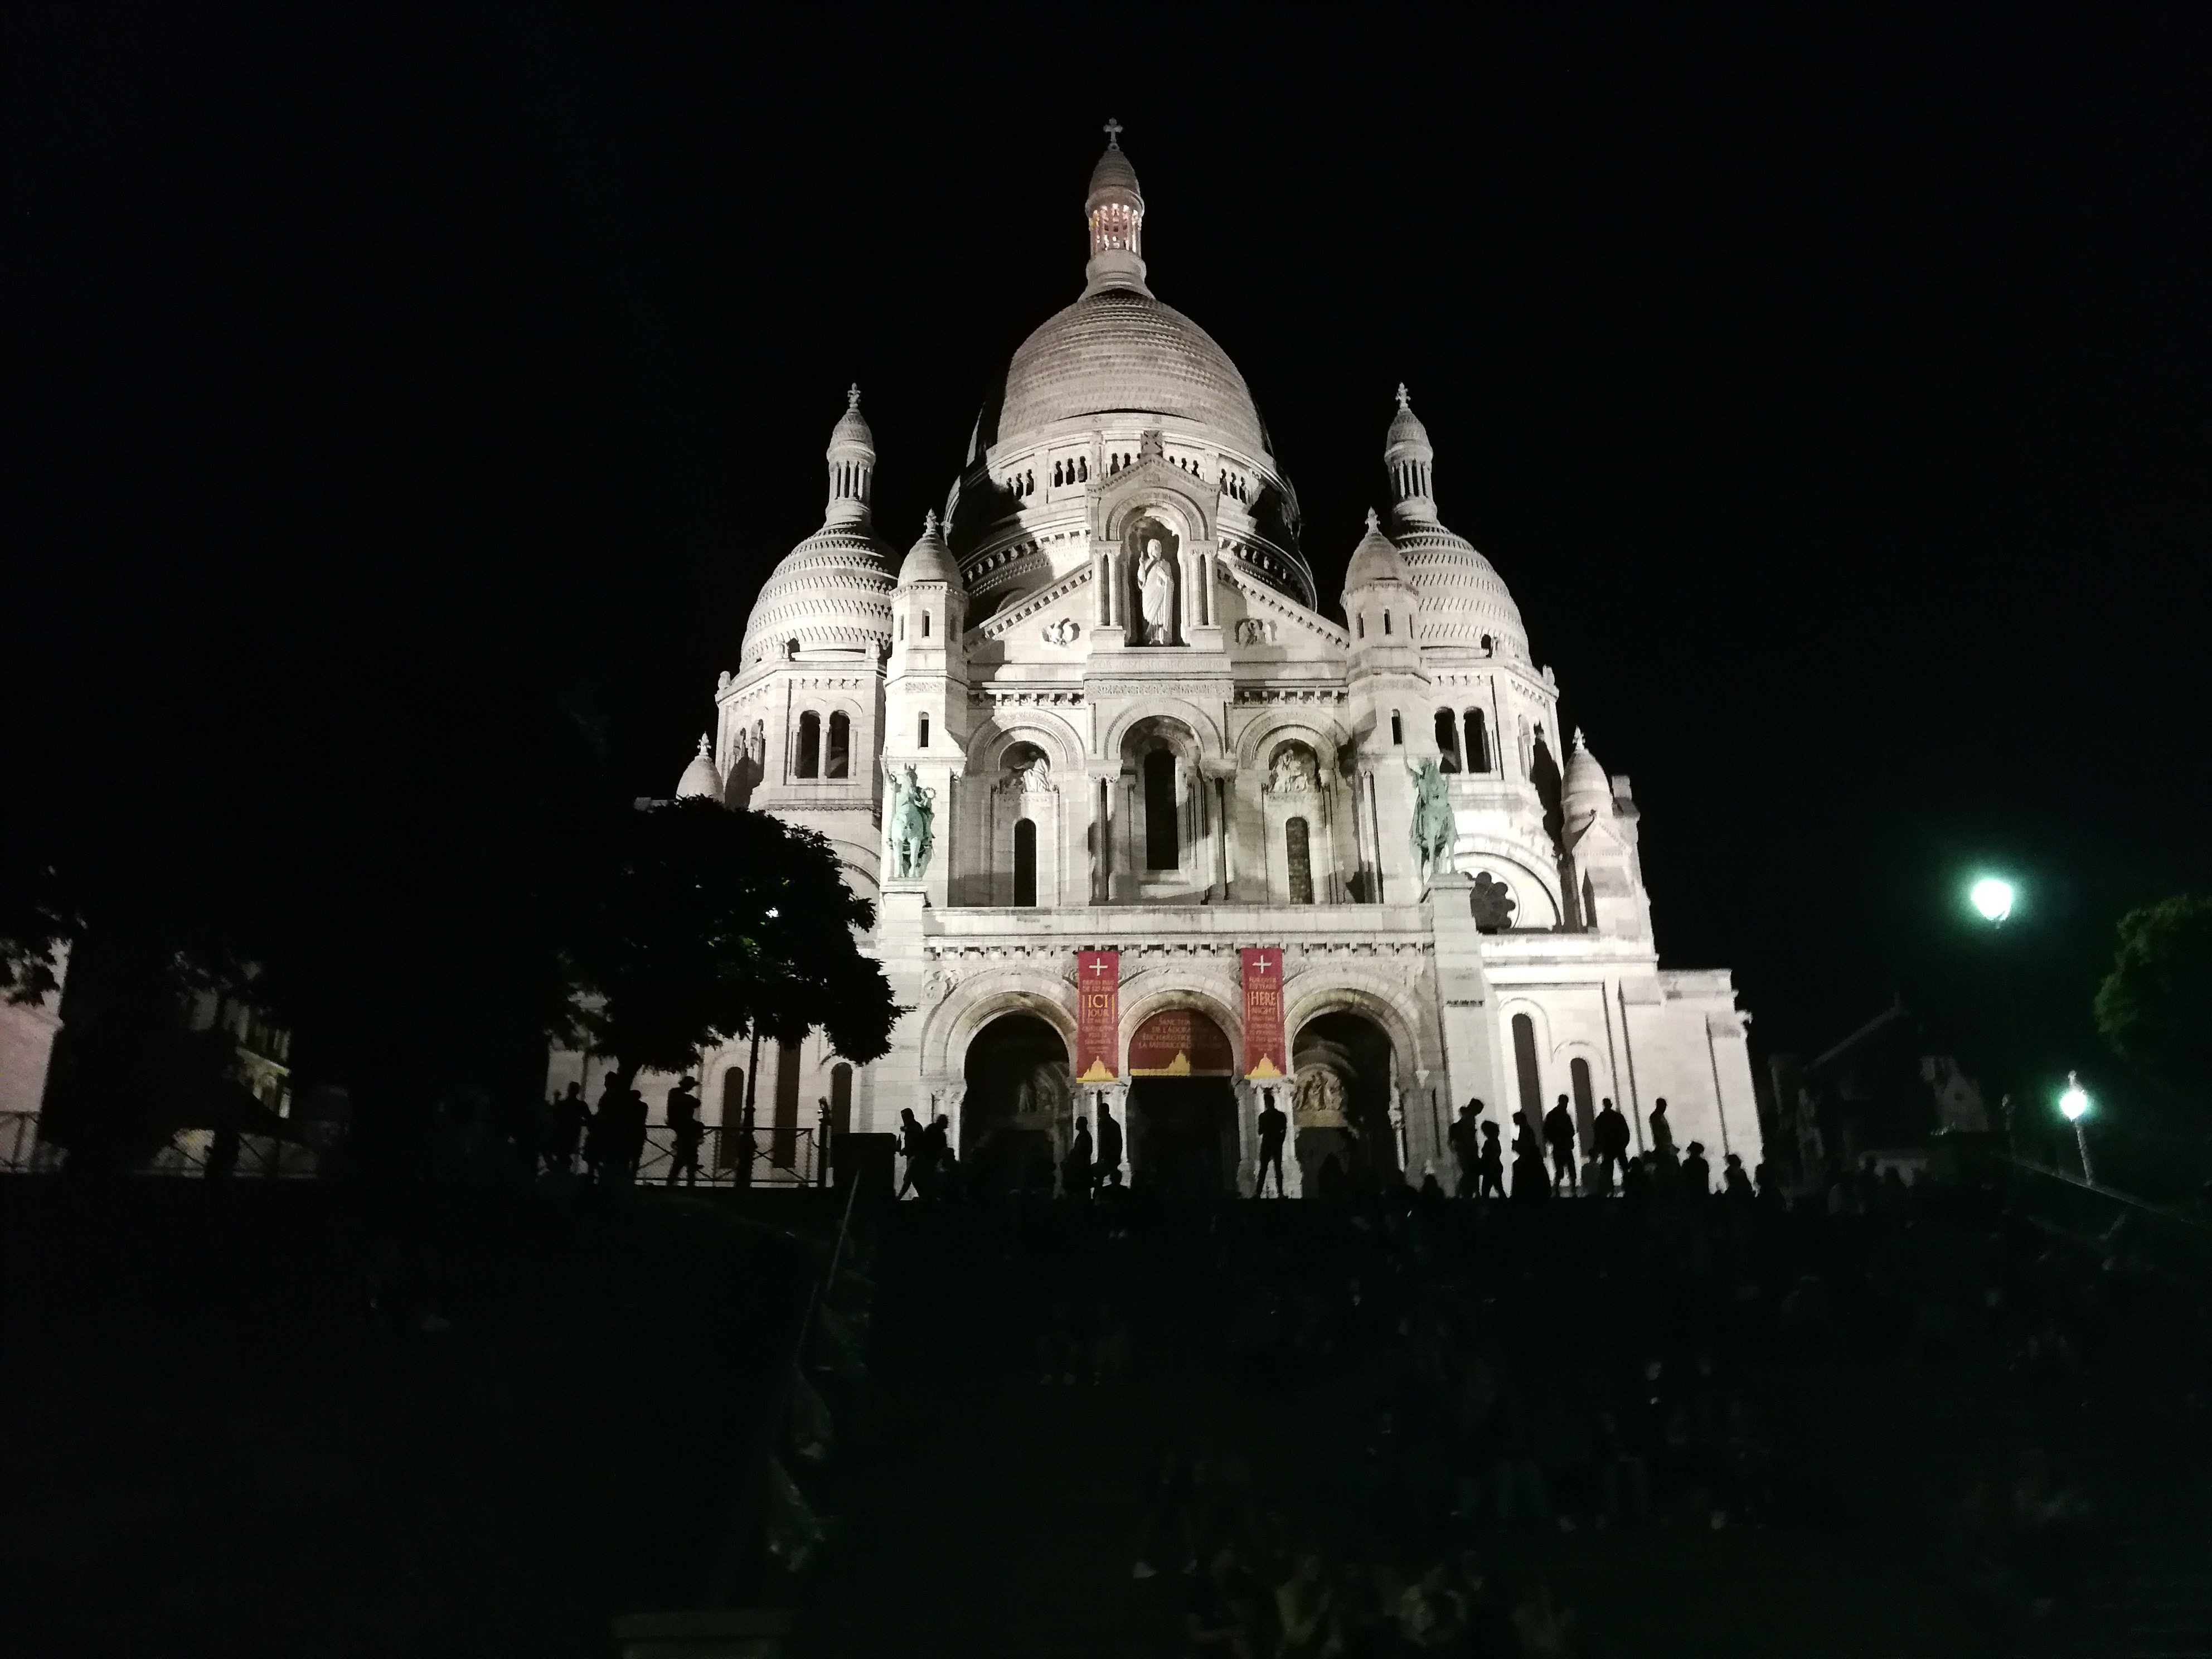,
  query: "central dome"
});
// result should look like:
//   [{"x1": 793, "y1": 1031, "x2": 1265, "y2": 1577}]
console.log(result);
[{"x1": 997, "y1": 288, "x2": 1269, "y2": 454}]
